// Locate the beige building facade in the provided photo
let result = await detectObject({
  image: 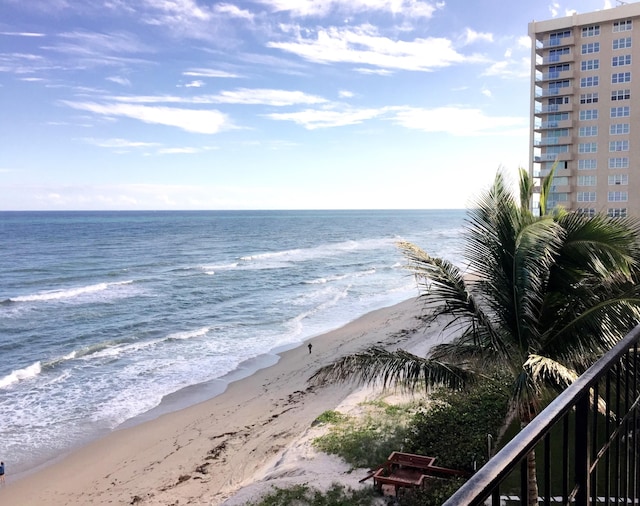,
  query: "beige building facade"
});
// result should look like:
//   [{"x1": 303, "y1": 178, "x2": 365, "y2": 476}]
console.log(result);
[{"x1": 529, "y1": 3, "x2": 640, "y2": 217}]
